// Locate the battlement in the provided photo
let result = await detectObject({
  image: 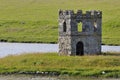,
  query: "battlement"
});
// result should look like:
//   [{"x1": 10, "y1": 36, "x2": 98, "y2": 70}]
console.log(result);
[{"x1": 59, "y1": 10, "x2": 102, "y2": 19}]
